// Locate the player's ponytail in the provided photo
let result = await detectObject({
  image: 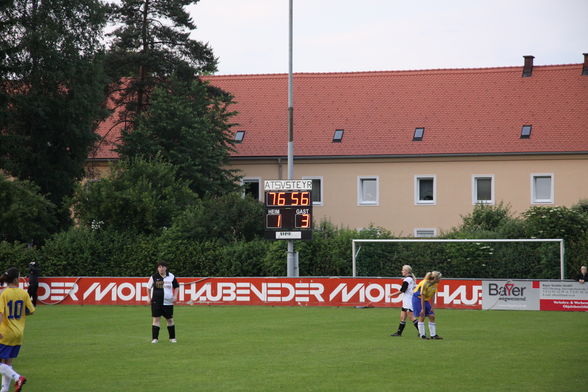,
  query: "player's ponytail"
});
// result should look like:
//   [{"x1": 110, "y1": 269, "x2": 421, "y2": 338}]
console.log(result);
[{"x1": 0, "y1": 267, "x2": 19, "y2": 285}]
